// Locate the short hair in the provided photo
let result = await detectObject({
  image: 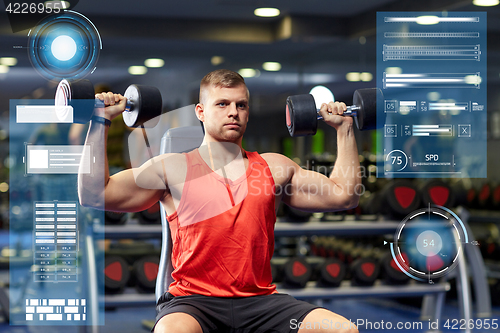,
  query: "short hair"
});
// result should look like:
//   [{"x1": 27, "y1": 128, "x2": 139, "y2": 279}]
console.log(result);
[{"x1": 199, "y1": 69, "x2": 248, "y2": 103}]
